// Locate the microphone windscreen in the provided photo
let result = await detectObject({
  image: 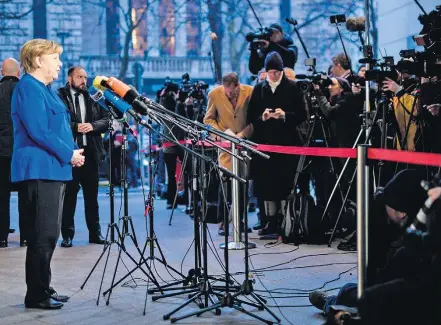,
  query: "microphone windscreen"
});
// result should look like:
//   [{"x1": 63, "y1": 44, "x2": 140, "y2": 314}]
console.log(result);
[
  {"x1": 107, "y1": 77, "x2": 132, "y2": 99},
  {"x1": 93, "y1": 76, "x2": 109, "y2": 91},
  {"x1": 346, "y1": 16, "x2": 365, "y2": 32}
]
